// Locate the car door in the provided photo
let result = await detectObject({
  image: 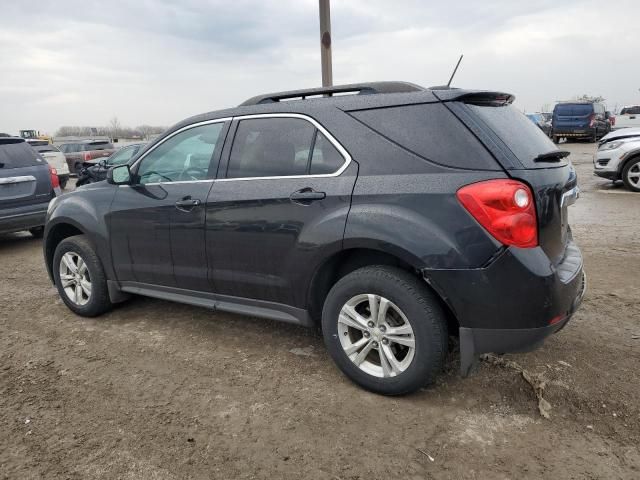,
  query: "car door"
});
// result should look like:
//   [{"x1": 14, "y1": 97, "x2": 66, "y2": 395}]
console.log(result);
[
  {"x1": 205, "y1": 114, "x2": 357, "y2": 308},
  {"x1": 109, "y1": 120, "x2": 229, "y2": 291}
]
